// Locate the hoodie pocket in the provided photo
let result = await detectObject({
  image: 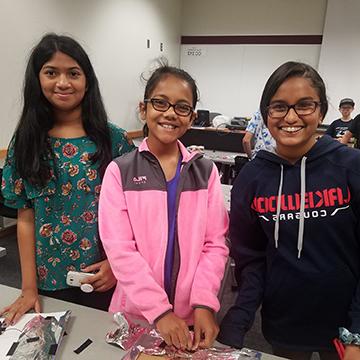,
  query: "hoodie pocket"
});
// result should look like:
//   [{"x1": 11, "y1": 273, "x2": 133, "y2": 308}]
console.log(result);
[{"x1": 263, "y1": 264, "x2": 356, "y2": 327}]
